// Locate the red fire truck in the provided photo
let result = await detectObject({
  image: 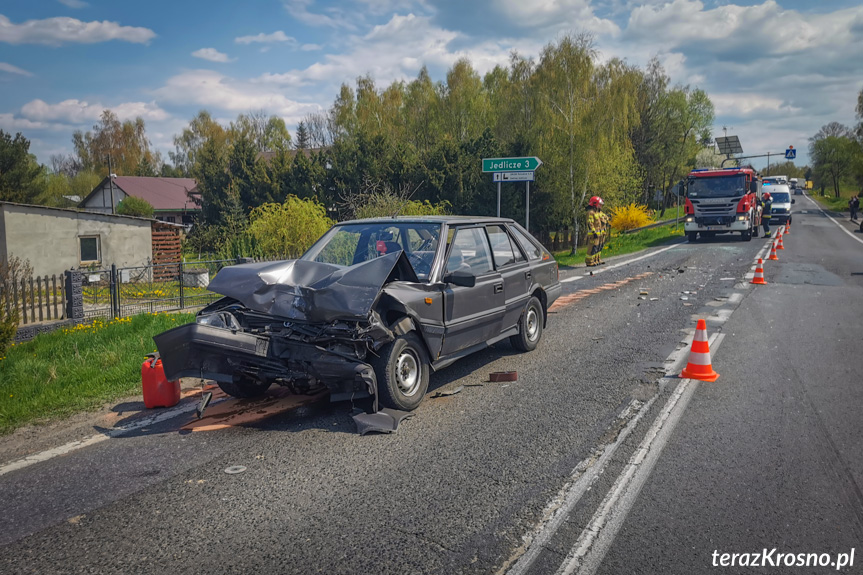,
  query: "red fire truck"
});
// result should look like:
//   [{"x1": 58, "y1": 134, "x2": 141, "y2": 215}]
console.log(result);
[{"x1": 682, "y1": 167, "x2": 762, "y2": 242}]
